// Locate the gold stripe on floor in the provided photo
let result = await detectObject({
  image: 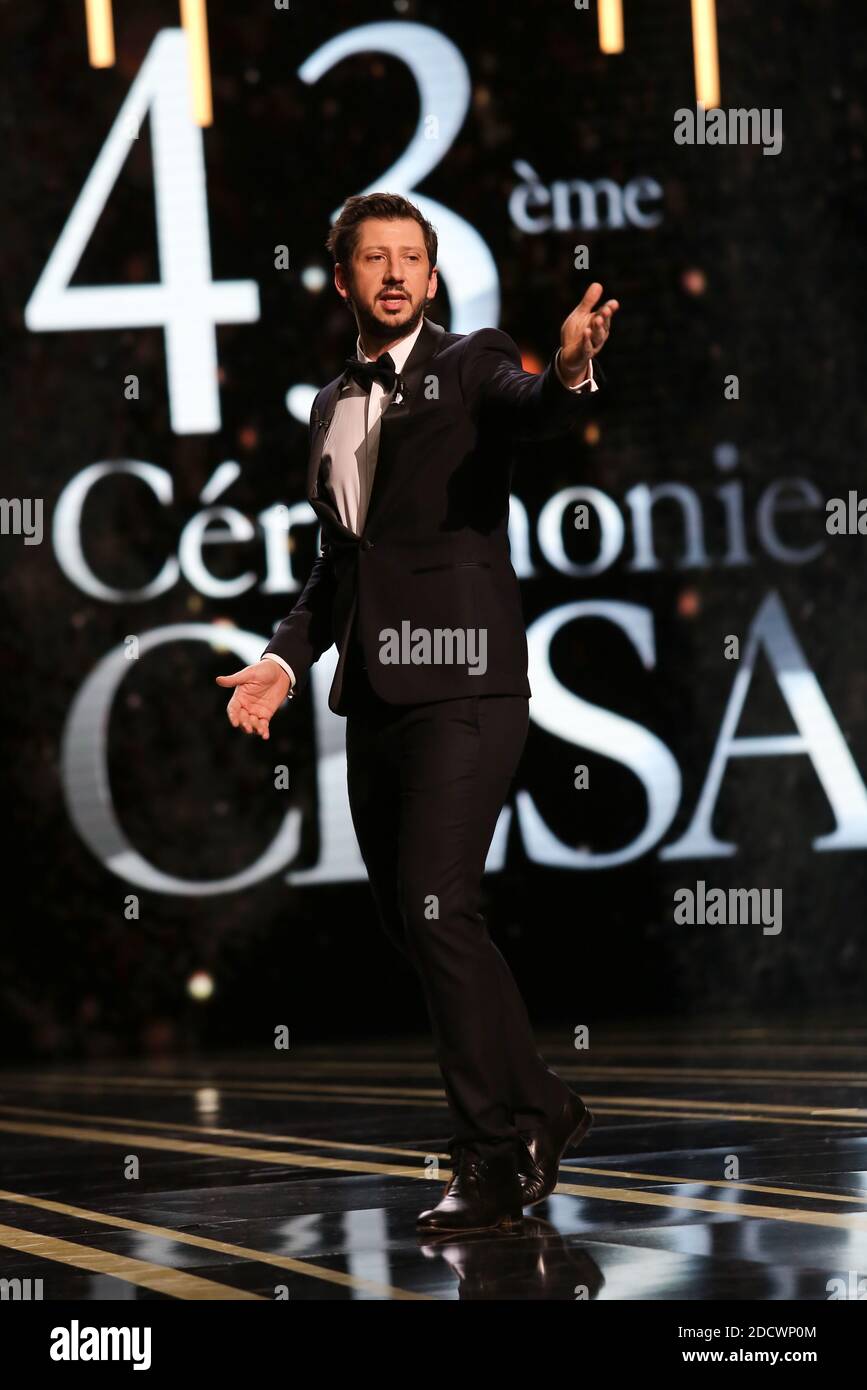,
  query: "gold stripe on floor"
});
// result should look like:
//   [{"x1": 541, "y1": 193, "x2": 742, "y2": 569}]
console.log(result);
[
  {"x1": 0, "y1": 1118, "x2": 429, "y2": 1178},
  {"x1": 0, "y1": 1103, "x2": 431, "y2": 1159},
  {"x1": 571, "y1": 1166, "x2": 867, "y2": 1205},
  {"x1": 0, "y1": 1193, "x2": 431, "y2": 1300},
  {"x1": 581, "y1": 1104, "x2": 865, "y2": 1129},
  {"x1": 552, "y1": 1180, "x2": 867, "y2": 1230},
  {"x1": 587, "y1": 1094, "x2": 867, "y2": 1119},
  {"x1": 77, "y1": 1059, "x2": 867, "y2": 1087},
  {"x1": 1, "y1": 1075, "x2": 866, "y2": 1126},
  {"x1": 0, "y1": 1221, "x2": 263, "y2": 1299}
]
